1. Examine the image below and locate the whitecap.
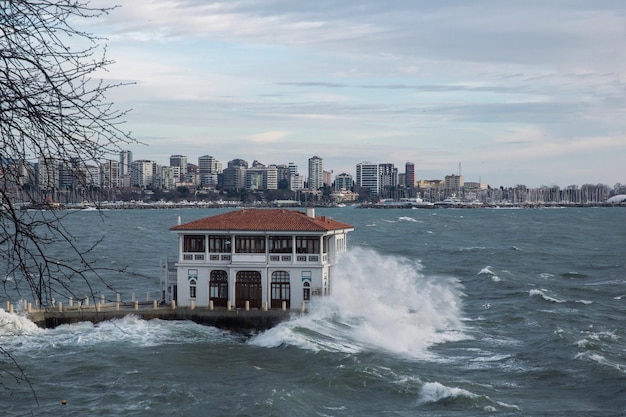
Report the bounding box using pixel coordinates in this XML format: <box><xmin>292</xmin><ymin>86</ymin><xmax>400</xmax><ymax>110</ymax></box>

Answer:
<box><xmin>416</xmin><ymin>381</ymin><xmax>478</xmax><ymax>405</ymax></box>
<box><xmin>529</xmin><ymin>289</ymin><xmax>565</xmax><ymax>303</ymax></box>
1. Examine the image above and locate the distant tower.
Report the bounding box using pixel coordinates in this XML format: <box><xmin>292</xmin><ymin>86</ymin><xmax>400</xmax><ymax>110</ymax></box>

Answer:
<box><xmin>308</xmin><ymin>156</ymin><xmax>323</xmax><ymax>190</ymax></box>
<box><xmin>198</xmin><ymin>155</ymin><xmax>219</xmax><ymax>186</ymax></box>
<box><xmin>356</xmin><ymin>161</ymin><xmax>380</xmax><ymax>196</ymax></box>
<box><xmin>119</xmin><ymin>150</ymin><xmax>133</xmax><ymax>177</ymax></box>
<box><xmin>405</xmin><ymin>162</ymin><xmax>415</xmax><ymax>188</ymax></box>
<box><xmin>169</xmin><ymin>155</ymin><xmax>188</xmax><ymax>181</ymax></box>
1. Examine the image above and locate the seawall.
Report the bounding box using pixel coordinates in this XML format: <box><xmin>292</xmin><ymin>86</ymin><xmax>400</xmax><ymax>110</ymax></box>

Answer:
<box><xmin>27</xmin><ymin>305</ymin><xmax>294</xmax><ymax>333</ymax></box>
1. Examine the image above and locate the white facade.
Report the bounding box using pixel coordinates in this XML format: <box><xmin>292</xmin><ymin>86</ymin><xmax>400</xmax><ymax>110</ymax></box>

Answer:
<box><xmin>168</xmin><ymin>208</ymin><xmax>353</xmax><ymax>310</ymax></box>
<box><xmin>131</xmin><ymin>160</ymin><xmax>155</xmax><ymax>188</ymax></box>
<box><xmin>356</xmin><ymin>161</ymin><xmax>380</xmax><ymax>196</ymax></box>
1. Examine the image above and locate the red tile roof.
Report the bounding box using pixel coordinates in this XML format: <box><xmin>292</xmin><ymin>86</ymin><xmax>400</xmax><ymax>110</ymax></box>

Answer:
<box><xmin>170</xmin><ymin>208</ymin><xmax>354</xmax><ymax>232</ymax></box>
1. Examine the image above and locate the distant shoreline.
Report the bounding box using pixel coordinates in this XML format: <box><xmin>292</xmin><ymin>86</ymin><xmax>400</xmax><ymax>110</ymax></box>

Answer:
<box><xmin>18</xmin><ymin>201</ymin><xmax>626</xmax><ymax>211</ymax></box>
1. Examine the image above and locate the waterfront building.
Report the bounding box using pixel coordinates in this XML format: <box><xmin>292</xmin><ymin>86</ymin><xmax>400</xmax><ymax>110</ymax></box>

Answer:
<box><xmin>168</xmin><ymin>208</ymin><xmax>354</xmax><ymax>309</ymax></box>
<box><xmin>356</xmin><ymin>161</ymin><xmax>380</xmax><ymax>196</ymax></box>
<box><xmin>308</xmin><ymin>156</ymin><xmax>324</xmax><ymax>190</ymax></box>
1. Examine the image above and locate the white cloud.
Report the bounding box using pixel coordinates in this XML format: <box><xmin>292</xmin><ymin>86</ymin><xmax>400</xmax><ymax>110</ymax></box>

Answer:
<box><xmin>248</xmin><ymin>131</ymin><xmax>291</xmax><ymax>143</ymax></box>
<box><xmin>83</xmin><ymin>0</ymin><xmax>626</xmax><ymax>187</ymax></box>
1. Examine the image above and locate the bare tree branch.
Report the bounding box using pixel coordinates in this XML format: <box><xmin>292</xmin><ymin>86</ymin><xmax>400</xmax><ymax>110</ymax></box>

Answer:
<box><xmin>1</xmin><ymin>0</ymin><xmax>136</xmax><ymax>396</ymax></box>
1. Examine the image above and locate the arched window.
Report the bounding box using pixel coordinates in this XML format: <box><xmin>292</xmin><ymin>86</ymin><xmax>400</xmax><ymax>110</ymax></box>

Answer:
<box><xmin>189</xmin><ymin>279</ymin><xmax>197</xmax><ymax>299</ymax></box>
<box><xmin>303</xmin><ymin>281</ymin><xmax>310</xmax><ymax>301</ymax></box>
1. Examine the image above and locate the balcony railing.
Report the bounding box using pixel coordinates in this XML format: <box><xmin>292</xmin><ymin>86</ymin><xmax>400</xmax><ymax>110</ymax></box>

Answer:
<box><xmin>181</xmin><ymin>252</ymin><xmax>325</xmax><ymax>264</ymax></box>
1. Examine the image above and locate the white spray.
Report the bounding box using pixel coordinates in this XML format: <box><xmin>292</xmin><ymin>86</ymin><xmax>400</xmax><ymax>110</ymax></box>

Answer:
<box><xmin>251</xmin><ymin>247</ymin><xmax>467</xmax><ymax>358</ymax></box>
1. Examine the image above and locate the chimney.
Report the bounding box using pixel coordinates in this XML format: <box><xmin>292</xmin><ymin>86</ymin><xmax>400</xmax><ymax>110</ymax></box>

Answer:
<box><xmin>306</xmin><ymin>207</ymin><xmax>315</xmax><ymax>218</ymax></box>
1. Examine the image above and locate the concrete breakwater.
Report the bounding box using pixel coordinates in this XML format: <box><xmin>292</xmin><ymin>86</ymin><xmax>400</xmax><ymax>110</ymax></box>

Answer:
<box><xmin>20</xmin><ymin>301</ymin><xmax>294</xmax><ymax>333</ymax></box>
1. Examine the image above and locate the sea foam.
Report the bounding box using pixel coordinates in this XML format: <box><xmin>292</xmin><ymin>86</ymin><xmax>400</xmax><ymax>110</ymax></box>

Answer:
<box><xmin>251</xmin><ymin>247</ymin><xmax>467</xmax><ymax>358</ymax></box>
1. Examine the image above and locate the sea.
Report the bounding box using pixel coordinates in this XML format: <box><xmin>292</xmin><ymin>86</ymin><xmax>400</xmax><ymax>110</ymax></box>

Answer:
<box><xmin>1</xmin><ymin>207</ymin><xmax>625</xmax><ymax>416</ymax></box>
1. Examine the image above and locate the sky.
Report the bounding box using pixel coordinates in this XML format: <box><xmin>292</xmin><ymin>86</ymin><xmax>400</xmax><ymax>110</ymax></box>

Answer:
<box><xmin>86</xmin><ymin>0</ymin><xmax>625</xmax><ymax>188</ymax></box>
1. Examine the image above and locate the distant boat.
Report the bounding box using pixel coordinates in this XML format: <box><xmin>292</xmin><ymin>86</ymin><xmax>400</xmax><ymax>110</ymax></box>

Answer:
<box><xmin>435</xmin><ymin>195</ymin><xmax>462</xmax><ymax>206</ymax></box>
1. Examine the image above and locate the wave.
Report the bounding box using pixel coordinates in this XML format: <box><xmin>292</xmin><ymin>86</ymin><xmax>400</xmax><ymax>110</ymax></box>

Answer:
<box><xmin>250</xmin><ymin>247</ymin><xmax>467</xmax><ymax>359</ymax></box>
<box><xmin>0</xmin><ymin>314</ymin><xmax>236</xmax><ymax>354</ymax></box>
<box><xmin>529</xmin><ymin>289</ymin><xmax>566</xmax><ymax>303</ymax></box>
<box><xmin>0</xmin><ymin>309</ymin><xmax>41</xmax><ymax>335</ymax></box>
<box><xmin>478</xmin><ymin>266</ymin><xmax>500</xmax><ymax>282</ymax></box>
<box><xmin>417</xmin><ymin>381</ymin><xmax>479</xmax><ymax>405</ymax></box>
<box><xmin>398</xmin><ymin>216</ymin><xmax>421</xmax><ymax>223</ymax></box>
<box><xmin>416</xmin><ymin>381</ymin><xmax>520</xmax><ymax>411</ymax></box>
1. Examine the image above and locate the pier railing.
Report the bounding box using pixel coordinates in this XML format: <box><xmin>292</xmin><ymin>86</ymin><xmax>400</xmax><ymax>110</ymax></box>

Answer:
<box><xmin>3</xmin><ymin>292</ymin><xmax>307</xmax><ymax>316</ymax></box>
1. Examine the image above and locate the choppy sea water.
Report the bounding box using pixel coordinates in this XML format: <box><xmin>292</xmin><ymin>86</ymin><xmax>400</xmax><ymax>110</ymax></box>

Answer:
<box><xmin>1</xmin><ymin>207</ymin><xmax>625</xmax><ymax>416</ymax></box>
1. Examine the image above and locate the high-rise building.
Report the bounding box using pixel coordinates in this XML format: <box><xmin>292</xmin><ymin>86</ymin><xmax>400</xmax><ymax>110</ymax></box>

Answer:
<box><xmin>222</xmin><ymin>159</ymin><xmax>248</xmax><ymax>190</ymax></box>
<box><xmin>119</xmin><ymin>150</ymin><xmax>133</xmax><ymax>188</ymax></box>
<box><xmin>245</xmin><ymin>166</ymin><xmax>278</xmax><ymax>190</ymax></box>
<box><xmin>323</xmin><ymin>170</ymin><xmax>333</xmax><ymax>188</ymax></box>
<box><xmin>131</xmin><ymin>160</ymin><xmax>156</xmax><ymax>188</ymax></box>
<box><xmin>405</xmin><ymin>162</ymin><xmax>415</xmax><ymax>188</ymax></box>
<box><xmin>169</xmin><ymin>155</ymin><xmax>188</xmax><ymax>181</ymax></box>
<box><xmin>288</xmin><ymin>162</ymin><xmax>298</xmax><ymax>178</ymax></box>
<box><xmin>84</xmin><ymin>165</ymin><xmax>101</xmax><ymax>187</ymax></box>
<box><xmin>290</xmin><ymin>173</ymin><xmax>304</xmax><ymax>190</ymax></box>
<box><xmin>379</xmin><ymin>163</ymin><xmax>398</xmax><ymax>189</ymax></box>
<box><xmin>119</xmin><ymin>150</ymin><xmax>132</xmax><ymax>176</ymax></box>
<box><xmin>445</xmin><ymin>174</ymin><xmax>464</xmax><ymax>191</ymax></box>
<box><xmin>334</xmin><ymin>173</ymin><xmax>353</xmax><ymax>191</ymax></box>
<box><xmin>37</xmin><ymin>155</ymin><xmax>60</xmax><ymax>190</ymax></box>
<box><xmin>308</xmin><ymin>156</ymin><xmax>323</xmax><ymax>190</ymax></box>
<box><xmin>356</xmin><ymin>162</ymin><xmax>380</xmax><ymax>196</ymax></box>
<box><xmin>101</xmin><ymin>159</ymin><xmax>120</xmax><ymax>188</ymax></box>
<box><xmin>198</xmin><ymin>155</ymin><xmax>220</xmax><ymax>187</ymax></box>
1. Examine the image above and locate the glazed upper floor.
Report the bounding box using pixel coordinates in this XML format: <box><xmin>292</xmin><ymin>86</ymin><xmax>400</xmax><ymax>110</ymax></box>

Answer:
<box><xmin>175</xmin><ymin>231</ymin><xmax>349</xmax><ymax>266</ymax></box>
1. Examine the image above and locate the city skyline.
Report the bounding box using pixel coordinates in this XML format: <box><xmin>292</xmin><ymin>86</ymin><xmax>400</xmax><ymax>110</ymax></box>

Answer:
<box><xmin>111</xmin><ymin>149</ymin><xmax>623</xmax><ymax>189</ymax></box>
<box><xmin>79</xmin><ymin>1</ymin><xmax>625</xmax><ymax>188</ymax></box>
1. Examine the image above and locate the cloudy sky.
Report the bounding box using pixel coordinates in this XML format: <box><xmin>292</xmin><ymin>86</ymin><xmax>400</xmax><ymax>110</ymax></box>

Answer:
<box><xmin>88</xmin><ymin>0</ymin><xmax>625</xmax><ymax>187</ymax></box>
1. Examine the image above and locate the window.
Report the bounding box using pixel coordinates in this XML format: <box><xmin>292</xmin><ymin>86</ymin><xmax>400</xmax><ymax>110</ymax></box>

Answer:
<box><xmin>189</xmin><ymin>279</ymin><xmax>197</xmax><ymax>298</ymax></box>
<box><xmin>236</xmin><ymin>271</ymin><xmax>262</xmax><ymax>308</ymax></box>
<box><xmin>303</xmin><ymin>281</ymin><xmax>310</xmax><ymax>301</ymax></box>
<box><xmin>184</xmin><ymin>235</ymin><xmax>205</xmax><ymax>252</ymax></box>
<box><xmin>235</xmin><ymin>236</ymin><xmax>266</xmax><ymax>253</ymax></box>
<box><xmin>269</xmin><ymin>236</ymin><xmax>293</xmax><ymax>253</ymax></box>
<box><xmin>296</xmin><ymin>236</ymin><xmax>320</xmax><ymax>254</ymax></box>
<box><xmin>209</xmin><ymin>270</ymin><xmax>228</xmax><ymax>307</ymax></box>
<box><xmin>209</xmin><ymin>235</ymin><xmax>231</xmax><ymax>253</ymax></box>
<box><xmin>271</xmin><ymin>271</ymin><xmax>290</xmax><ymax>309</ymax></box>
